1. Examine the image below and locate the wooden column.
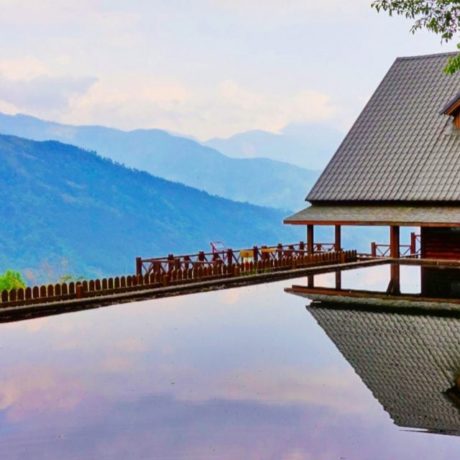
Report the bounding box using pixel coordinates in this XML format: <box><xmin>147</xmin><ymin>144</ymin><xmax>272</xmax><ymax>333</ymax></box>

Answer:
<box><xmin>335</xmin><ymin>270</ymin><xmax>342</xmax><ymax>290</ymax></box>
<box><xmin>388</xmin><ymin>225</ymin><xmax>400</xmax><ymax>295</ymax></box>
<box><xmin>387</xmin><ymin>263</ymin><xmax>401</xmax><ymax>295</ymax></box>
<box><xmin>390</xmin><ymin>225</ymin><xmax>400</xmax><ymax>259</ymax></box>
<box><xmin>307</xmin><ymin>224</ymin><xmax>314</xmax><ymax>254</ymax></box>
<box><xmin>334</xmin><ymin>225</ymin><xmax>341</xmax><ymax>251</ymax></box>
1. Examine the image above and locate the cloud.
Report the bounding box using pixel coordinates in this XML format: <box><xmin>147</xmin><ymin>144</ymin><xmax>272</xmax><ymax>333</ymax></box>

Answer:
<box><xmin>60</xmin><ymin>77</ymin><xmax>336</xmax><ymax>138</ymax></box>
<box><xmin>0</xmin><ymin>367</ymin><xmax>84</xmax><ymax>422</ymax></box>
<box><xmin>0</xmin><ymin>75</ymin><xmax>97</xmax><ymax>114</ymax></box>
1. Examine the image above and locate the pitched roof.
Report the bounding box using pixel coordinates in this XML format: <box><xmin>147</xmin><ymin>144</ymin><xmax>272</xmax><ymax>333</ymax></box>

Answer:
<box><xmin>308</xmin><ymin>52</ymin><xmax>460</xmax><ymax>203</ymax></box>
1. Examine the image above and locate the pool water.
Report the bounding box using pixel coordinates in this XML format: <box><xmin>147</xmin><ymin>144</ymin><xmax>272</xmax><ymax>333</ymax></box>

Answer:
<box><xmin>1</xmin><ymin>269</ymin><xmax>460</xmax><ymax>459</ymax></box>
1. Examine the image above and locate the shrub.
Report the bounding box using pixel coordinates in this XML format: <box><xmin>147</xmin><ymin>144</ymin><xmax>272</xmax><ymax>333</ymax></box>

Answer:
<box><xmin>0</xmin><ymin>270</ymin><xmax>26</xmax><ymax>291</ymax></box>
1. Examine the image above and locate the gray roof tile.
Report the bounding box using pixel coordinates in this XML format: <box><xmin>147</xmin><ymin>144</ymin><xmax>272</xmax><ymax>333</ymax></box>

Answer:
<box><xmin>308</xmin><ymin>52</ymin><xmax>460</xmax><ymax>202</ymax></box>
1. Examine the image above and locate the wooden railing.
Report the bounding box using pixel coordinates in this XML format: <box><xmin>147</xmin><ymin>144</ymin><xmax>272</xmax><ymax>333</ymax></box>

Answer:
<box><xmin>0</xmin><ymin>247</ymin><xmax>358</xmax><ymax>310</ymax></box>
<box><xmin>136</xmin><ymin>241</ymin><xmax>338</xmax><ymax>277</ymax></box>
<box><xmin>370</xmin><ymin>232</ymin><xmax>421</xmax><ymax>258</ymax></box>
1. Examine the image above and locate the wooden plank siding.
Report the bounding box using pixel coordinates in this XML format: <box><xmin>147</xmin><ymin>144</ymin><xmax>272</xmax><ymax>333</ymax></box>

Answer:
<box><xmin>421</xmin><ymin>227</ymin><xmax>460</xmax><ymax>260</ymax></box>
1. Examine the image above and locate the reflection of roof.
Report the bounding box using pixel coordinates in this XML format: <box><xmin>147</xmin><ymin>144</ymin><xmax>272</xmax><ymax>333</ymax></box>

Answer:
<box><xmin>285</xmin><ymin>205</ymin><xmax>460</xmax><ymax>226</ymax></box>
<box><xmin>307</xmin><ymin>53</ymin><xmax>460</xmax><ymax>203</ymax></box>
<box><xmin>440</xmin><ymin>91</ymin><xmax>460</xmax><ymax>116</ymax></box>
<box><xmin>307</xmin><ymin>304</ymin><xmax>460</xmax><ymax>434</ymax></box>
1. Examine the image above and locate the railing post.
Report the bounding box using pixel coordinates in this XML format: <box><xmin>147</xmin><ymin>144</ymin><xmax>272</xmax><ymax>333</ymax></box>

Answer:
<box><xmin>371</xmin><ymin>242</ymin><xmax>377</xmax><ymax>257</ymax></box>
<box><xmin>410</xmin><ymin>232</ymin><xmax>417</xmax><ymax>255</ymax></box>
<box><xmin>167</xmin><ymin>254</ymin><xmax>174</xmax><ymax>272</ymax></box>
<box><xmin>277</xmin><ymin>243</ymin><xmax>283</xmax><ymax>260</ymax></box>
<box><xmin>76</xmin><ymin>284</ymin><xmax>84</xmax><ymax>299</ymax></box>
<box><xmin>227</xmin><ymin>249</ymin><xmax>233</xmax><ymax>274</ymax></box>
<box><xmin>136</xmin><ymin>257</ymin><xmax>142</xmax><ymax>276</ymax></box>
<box><xmin>253</xmin><ymin>246</ymin><xmax>259</xmax><ymax>263</ymax></box>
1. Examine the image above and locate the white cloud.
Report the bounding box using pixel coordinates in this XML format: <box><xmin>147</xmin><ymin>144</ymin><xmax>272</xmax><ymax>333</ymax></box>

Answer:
<box><xmin>59</xmin><ymin>77</ymin><xmax>336</xmax><ymax>138</ymax></box>
<box><xmin>0</xmin><ymin>75</ymin><xmax>97</xmax><ymax>114</ymax></box>
<box><xmin>0</xmin><ymin>57</ymin><xmax>97</xmax><ymax>117</ymax></box>
<box><xmin>0</xmin><ymin>0</ymin><xmax>445</xmax><ymax>138</ymax></box>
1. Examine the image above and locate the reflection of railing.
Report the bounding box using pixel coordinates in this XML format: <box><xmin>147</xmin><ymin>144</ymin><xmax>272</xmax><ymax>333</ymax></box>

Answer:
<box><xmin>0</xmin><ymin>247</ymin><xmax>358</xmax><ymax>310</ymax></box>
<box><xmin>136</xmin><ymin>242</ymin><xmax>338</xmax><ymax>276</ymax></box>
<box><xmin>370</xmin><ymin>232</ymin><xmax>421</xmax><ymax>258</ymax></box>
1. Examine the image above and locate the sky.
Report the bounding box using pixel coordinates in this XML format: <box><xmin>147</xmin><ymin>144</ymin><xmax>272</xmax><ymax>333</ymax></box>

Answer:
<box><xmin>0</xmin><ymin>0</ymin><xmax>454</xmax><ymax>139</ymax></box>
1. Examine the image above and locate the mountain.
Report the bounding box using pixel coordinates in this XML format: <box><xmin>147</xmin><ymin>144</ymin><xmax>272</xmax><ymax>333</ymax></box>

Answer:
<box><xmin>0</xmin><ymin>134</ymin><xmax>303</xmax><ymax>282</ymax></box>
<box><xmin>0</xmin><ymin>113</ymin><xmax>319</xmax><ymax>211</ymax></box>
<box><xmin>205</xmin><ymin>123</ymin><xmax>344</xmax><ymax>170</ymax></box>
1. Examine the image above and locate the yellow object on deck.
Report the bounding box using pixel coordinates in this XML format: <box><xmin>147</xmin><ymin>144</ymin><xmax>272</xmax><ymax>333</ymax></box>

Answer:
<box><xmin>239</xmin><ymin>249</ymin><xmax>253</xmax><ymax>259</ymax></box>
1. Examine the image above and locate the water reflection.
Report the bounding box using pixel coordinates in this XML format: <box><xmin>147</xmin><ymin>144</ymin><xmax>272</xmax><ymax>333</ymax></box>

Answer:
<box><xmin>2</xmin><ymin>271</ymin><xmax>460</xmax><ymax>458</ymax></box>
<box><xmin>292</xmin><ymin>263</ymin><xmax>460</xmax><ymax>308</ymax></box>
<box><xmin>307</xmin><ymin>303</ymin><xmax>460</xmax><ymax>436</ymax></box>
<box><xmin>288</xmin><ymin>263</ymin><xmax>460</xmax><ymax>439</ymax></box>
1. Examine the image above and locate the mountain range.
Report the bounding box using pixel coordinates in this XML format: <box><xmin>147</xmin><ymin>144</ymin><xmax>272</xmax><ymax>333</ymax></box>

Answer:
<box><xmin>0</xmin><ymin>134</ymin><xmax>303</xmax><ymax>282</ymax></box>
<box><xmin>205</xmin><ymin>123</ymin><xmax>344</xmax><ymax>170</ymax></box>
<box><xmin>0</xmin><ymin>113</ymin><xmax>319</xmax><ymax>211</ymax></box>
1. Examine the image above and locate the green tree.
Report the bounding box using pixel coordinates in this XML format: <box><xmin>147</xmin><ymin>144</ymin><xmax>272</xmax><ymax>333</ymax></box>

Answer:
<box><xmin>0</xmin><ymin>270</ymin><xmax>26</xmax><ymax>292</ymax></box>
<box><xmin>372</xmin><ymin>0</ymin><xmax>460</xmax><ymax>73</ymax></box>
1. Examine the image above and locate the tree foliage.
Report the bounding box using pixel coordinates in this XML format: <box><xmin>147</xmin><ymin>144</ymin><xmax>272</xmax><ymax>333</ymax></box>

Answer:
<box><xmin>372</xmin><ymin>0</ymin><xmax>460</xmax><ymax>73</ymax></box>
<box><xmin>0</xmin><ymin>270</ymin><xmax>26</xmax><ymax>292</ymax></box>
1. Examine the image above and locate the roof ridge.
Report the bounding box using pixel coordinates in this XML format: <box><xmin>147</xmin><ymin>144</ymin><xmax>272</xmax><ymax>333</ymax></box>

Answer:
<box><xmin>396</xmin><ymin>51</ymin><xmax>458</xmax><ymax>61</ymax></box>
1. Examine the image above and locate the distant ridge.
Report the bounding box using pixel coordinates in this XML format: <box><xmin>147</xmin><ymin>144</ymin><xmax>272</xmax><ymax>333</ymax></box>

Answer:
<box><xmin>0</xmin><ymin>113</ymin><xmax>319</xmax><ymax>211</ymax></box>
<box><xmin>205</xmin><ymin>123</ymin><xmax>343</xmax><ymax>171</ymax></box>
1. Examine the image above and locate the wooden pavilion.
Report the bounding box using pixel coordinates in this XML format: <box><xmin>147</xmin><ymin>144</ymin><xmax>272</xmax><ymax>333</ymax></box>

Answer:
<box><xmin>285</xmin><ymin>52</ymin><xmax>460</xmax><ymax>260</ymax></box>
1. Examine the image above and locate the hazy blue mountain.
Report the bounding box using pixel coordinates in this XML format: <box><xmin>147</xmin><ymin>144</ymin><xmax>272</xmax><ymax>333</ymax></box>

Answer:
<box><xmin>0</xmin><ymin>134</ymin><xmax>304</xmax><ymax>282</ymax></box>
<box><xmin>0</xmin><ymin>113</ymin><xmax>319</xmax><ymax>211</ymax></box>
<box><xmin>205</xmin><ymin>123</ymin><xmax>344</xmax><ymax>170</ymax></box>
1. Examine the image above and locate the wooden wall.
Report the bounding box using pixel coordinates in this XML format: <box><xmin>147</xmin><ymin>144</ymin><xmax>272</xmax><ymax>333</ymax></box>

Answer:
<box><xmin>421</xmin><ymin>227</ymin><xmax>460</xmax><ymax>260</ymax></box>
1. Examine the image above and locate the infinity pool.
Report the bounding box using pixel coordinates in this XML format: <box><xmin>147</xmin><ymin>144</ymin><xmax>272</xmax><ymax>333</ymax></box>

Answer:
<box><xmin>1</xmin><ymin>267</ymin><xmax>460</xmax><ymax>459</ymax></box>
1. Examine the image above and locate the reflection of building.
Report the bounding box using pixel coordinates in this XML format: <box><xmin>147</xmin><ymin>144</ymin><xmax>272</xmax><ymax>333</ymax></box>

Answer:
<box><xmin>421</xmin><ymin>267</ymin><xmax>460</xmax><ymax>299</ymax></box>
<box><xmin>292</xmin><ymin>263</ymin><xmax>460</xmax><ymax>303</ymax></box>
<box><xmin>285</xmin><ymin>53</ymin><xmax>460</xmax><ymax>260</ymax></box>
<box><xmin>307</xmin><ymin>304</ymin><xmax>460</xmax><ymax>435</ymax></box>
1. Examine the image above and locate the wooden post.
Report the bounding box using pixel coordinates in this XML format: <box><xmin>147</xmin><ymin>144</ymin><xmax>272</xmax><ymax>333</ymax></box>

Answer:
<box><xmin>390</xmin><ymin>225</ymin><xmax>400</xmax><ymax>258</ymax></box>
<box><xmin>136</xmin><ymin>257</ymin><xmax>142</xmax><ymax>276</ymax></box>
<box><xmin>307</xmin><ymin>225</ymin><xmax>314</xmax><ymax>254</ymax></box>
<box><xmin>226</xmin><ymin>249</ymin><xmax>233</xmax><ymax>266</ymax></box>
<box><xmin>335</xmin><ymin>269</ymin><xmax>342</xmax><ymax>290</ymax></box>
<box><xmin>167</xmin><ymin>254</ymin><xmax>175</xmax><ymax>273</ymax></box>
<box><xmin>76</xmin><ymin>284</ymin><xmax>84</xmax><ymax>299</ymax></box>
<box><xmin>387</xmin><ymin>263</ymin><xmax>401</xmax><ymax>295</ymax></box>
<box><xmin>410</xmin><ymin>232</ymin><xmax>417</xmax><ymax>256</ymax></box>
<box><xmin>371</xmin><ymin>242</ymin><xmax>377</xmax><ymax>257</ymax></box>
<box><xmin>334</xmin><ymin>225</ymin><xmax>341</xmax><ymax>251</ymax></box>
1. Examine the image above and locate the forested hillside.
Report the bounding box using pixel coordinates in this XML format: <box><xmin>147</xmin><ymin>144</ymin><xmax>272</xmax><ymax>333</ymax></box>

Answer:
<box><xmin>0</xmin><ymin>134</ymin><xmax>302</xmax><ymax>281</ymax></box>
